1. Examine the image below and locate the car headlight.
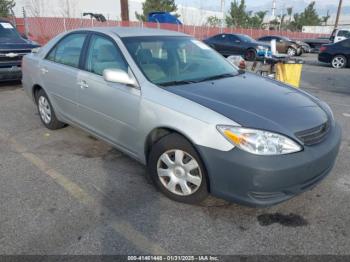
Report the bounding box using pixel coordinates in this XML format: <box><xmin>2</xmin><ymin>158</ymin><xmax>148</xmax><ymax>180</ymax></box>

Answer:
<box><xmin>217</xmin><ymin>126</ymin><xmax>302</xmax><ymax>155</ymax></box>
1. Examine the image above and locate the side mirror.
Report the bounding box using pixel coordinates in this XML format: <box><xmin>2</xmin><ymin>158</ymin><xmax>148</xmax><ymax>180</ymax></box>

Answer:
<box><xmin>103</xmin><ymin>68</ymin><xmax>137</xmax><ymax>87</ymax></box>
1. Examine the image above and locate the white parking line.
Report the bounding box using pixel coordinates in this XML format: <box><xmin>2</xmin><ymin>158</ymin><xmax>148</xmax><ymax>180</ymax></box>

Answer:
<box><xmin>0</xmin><ymin>130</ymin><xmax>168</xmax><ymax>254</ymax></box>
<box><xmin>343</xmin><ymin>113</ymin><xmax>350</xmax><ymax>118</ymax></box>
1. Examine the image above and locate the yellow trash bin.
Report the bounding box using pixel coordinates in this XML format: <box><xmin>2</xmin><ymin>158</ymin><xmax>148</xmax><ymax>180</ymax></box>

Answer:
<box><xmin>275</xmin><ymin>60</ymin><xmax>303</xmax><ymax>88</ymax></box>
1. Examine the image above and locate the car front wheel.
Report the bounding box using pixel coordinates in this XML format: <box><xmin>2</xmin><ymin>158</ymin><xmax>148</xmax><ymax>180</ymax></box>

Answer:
<box><xmin>287</xmin><ymin>47</ymin><xmax>297</xmax><ymax>56</ymax></box>
<box><xmin>331</xmin><ymin>55</ymin><xmax>347</xmax><ymax>69</ymax></box>
<box><xmin>36</xmin><ymin>89</ymin><xmax>65</xmax><ymax>130</ymax></box>
<box><xmin>148</xmin><ymin>133</ymin><xmax>209</xmax><ymax>204</ymax></box>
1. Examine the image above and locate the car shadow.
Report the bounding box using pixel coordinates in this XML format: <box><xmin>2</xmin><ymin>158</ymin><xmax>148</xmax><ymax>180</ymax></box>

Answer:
<box><xmin>0</xmin><ymin>81</ymin><xmax>22</xmax><ymax>92</ymax></box>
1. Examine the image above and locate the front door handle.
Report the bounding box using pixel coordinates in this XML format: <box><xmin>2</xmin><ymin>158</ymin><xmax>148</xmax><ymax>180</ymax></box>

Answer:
<box><xmin>77</xmin><ymin>80</ymin><xmax>89</xmax><ymax>89</ymax></box>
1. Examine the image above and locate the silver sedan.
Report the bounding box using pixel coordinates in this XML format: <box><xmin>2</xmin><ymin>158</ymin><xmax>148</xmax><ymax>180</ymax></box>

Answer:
<box><xmin>22</xmin><ymin>27</ymin><xmax>341</xmax><ymax>206</ymax></box>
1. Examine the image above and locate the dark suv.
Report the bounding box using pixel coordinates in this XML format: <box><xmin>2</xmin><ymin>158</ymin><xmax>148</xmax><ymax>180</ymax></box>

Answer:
<box><xmin>0</xmin><ymin>19</ymin><xmax>40</xmax><ymax>81</ymax></box>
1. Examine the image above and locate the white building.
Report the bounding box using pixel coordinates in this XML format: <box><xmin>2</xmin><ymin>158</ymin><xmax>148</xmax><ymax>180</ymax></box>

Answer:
<box><xmin>13</xmin><ymin>0</ymin><xmax>223</xmax><ymax>26</ymax></box>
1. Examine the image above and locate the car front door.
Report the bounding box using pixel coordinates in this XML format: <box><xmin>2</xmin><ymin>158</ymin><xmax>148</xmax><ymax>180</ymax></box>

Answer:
<box><xmin>40</xmin><ymin>33</ymin><xmax>88</xmax><ymax>123</ymax></box>
<box><xmin>211</xmin><ymin>34</ymin><xmax>232</xmax><ymax>56</ymax></box>
<box><xmin>76</xmin><ymin>33</ymin><xmax>141</xmax><ymax>155</ymax></box>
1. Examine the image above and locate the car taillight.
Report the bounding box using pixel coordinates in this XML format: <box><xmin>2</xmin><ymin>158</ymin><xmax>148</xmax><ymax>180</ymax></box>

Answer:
<box><xmin>319</xmin><ymin>46</ymin><xmax>327</xmax><ymax>52</ymax></box>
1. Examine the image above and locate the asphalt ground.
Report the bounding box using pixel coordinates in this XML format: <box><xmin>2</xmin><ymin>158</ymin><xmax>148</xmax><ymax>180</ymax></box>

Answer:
<box><xmin>0</xmin><ymin>53</ymin><xmax>349</xmax><ymax>256</ymax></box>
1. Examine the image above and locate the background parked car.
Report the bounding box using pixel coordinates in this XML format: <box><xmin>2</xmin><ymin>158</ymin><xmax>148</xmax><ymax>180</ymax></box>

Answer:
<box><xmin>257</xmin><ymin>35</ymin><xmax>303</xmax><ymax>56</ymax></box>
<box><xmin>0</xmin><ymin>19</ymin><xmax>40</xmax><ymax>81</ymax></box>
<box><xmin>203</xmin><ymin>33</ymin><xmax>270</xmax><ymax>61</ymax></box>
<box><xmin>296</xmin><ymin>40</ymin><xmax>311</xmax><ymax>53</ymax></box>
<box><xmin>303</xmin><ymin>29</ymin><xmax>350</xmax><ymax>53</ymax></box>
<box><xmin>318</xmin><ymin>38</ymin><xmax>350</xmax><ymax>68</ymax></box>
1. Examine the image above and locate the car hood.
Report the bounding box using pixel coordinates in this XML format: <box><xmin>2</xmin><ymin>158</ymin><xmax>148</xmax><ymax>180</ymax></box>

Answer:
<box><xmin>0</xmin><ymin>38</ymin><xmax>39</xmax><ymax>50</ymax></box>
<box><xmin>165</xmin><ymin>73</ymin><xmax>328</xmax><ymax>140</ymax></box>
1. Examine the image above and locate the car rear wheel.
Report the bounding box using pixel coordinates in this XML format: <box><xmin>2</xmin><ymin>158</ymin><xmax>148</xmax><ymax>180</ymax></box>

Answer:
<box><xmin>287</xmin><ymin>47</ymin><xmax>297</xmax><ymax>56</ymax></box>
<box><xmin>36</xmin><ymin>89</ymin><xmax>65</xmax><ymax>130</ymax></box>
<box><xmin>148</xmin><ymin>133</ymin><xmax>209</xmax><ymax>204</ymax></box>
<box><xmin>244</xmin><ymin>49</ymin><xmax>257</xmax><ymax>61</ymax></box>
<box><xmin>331</xmin><ymin>55</ymin><xmax>347</xmax><ymax>69</ymax></box>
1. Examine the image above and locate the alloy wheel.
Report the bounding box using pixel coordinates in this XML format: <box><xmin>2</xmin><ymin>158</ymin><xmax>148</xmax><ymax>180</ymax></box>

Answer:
<box><xmin>332</xmin><ymin>56</ymin><xmax>346</xmax><ymax>68</ymax></box>
<box><xmin>287</xmin><ymin>47</ymin><xmax>296</xmax><ymax>56</ymax></box>
<box><xmin>38</xmin><ymin>96</ymin><xmax>52</xmax><ymax>124</ymax></box>
<box><xmin>157</xmin><ymin>149</ymin><xmax>202</xmax><ymax>196</ymax></box>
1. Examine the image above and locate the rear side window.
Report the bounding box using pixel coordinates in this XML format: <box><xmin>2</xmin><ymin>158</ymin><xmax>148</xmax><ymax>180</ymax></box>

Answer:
<box><xmin>259</xmin><ymin>36</ymin><xmax>271</xmax><ymax>41</ymax></box>
<box><xmin>85</xmin><ymin>34</ymin><xmax>128</xmax><ymax>76</ymax></box>
<box><xmin>46</xmin><ymin>33</ymin><xmax>87</xmax><ymax>68</ymax></box>
<box><xmin>338</xmin><ymin>30</ymin><xmax>350</xmax><ymax>38</ymax></box>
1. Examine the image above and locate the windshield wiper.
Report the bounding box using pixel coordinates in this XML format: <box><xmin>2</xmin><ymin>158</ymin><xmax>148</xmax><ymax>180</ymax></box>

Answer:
<box><xmin>158</xmin><ymin>80</ymin><xmax>197</xmax><ymax>87</ymax></box>
<box><xmin>192</xmin><ymin>73</ymin><xmax>237</xmax><ymax>83</ymax></box>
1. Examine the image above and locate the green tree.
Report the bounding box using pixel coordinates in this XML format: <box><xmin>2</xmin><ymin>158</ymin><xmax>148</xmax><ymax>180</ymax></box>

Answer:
<box><xmin>225</xmin><ymin>0</ymin><xmax>249</xmax><ymax>27</ymax></box>
<box><xmin>248</xmin><ymin>10</ymin><xmax>268</xmax><ymax>29</ymax></box>
<box><xmin>0</xmin><ymin>0</ymin><xmax>15</xmax><ymax>17</ymax></box>
<box><xmin>290</xmin><ymin>1</ymin><xmax>321</xmax><ymax>30</ymax></box>
<box><xmin>206</xmin><ymin>16</ymin><xmax>221</xmax><ymax>27</ymax></box>
<box><xmin>135</xmin><ymin>0</ymin><xmax>178</xmax><ymax>22</ymax></box>
<box><xmin>226</xmin><ymin>1</ymin><xmax>267</xmax><ymax>29</ymax></box>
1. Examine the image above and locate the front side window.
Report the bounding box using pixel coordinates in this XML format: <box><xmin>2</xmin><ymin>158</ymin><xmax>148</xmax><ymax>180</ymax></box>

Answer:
<box><xmin>237</xmin><ymin>35</ymin><xmax>254</xmax><ymax>43</ymax></box>
<box><xmin>122</xmin><ymin>36</ymin><xmax>238</xmax><ymax>86</ymax></box>
<box><xmin>46</xmin><ymin>33</ymin><xmax>86</xmax><ymax>68</ymax></box>
<box><xmin>85</xmin><ymin>34</ymin><xmax>128</xmax><ymax>75</ymax></box>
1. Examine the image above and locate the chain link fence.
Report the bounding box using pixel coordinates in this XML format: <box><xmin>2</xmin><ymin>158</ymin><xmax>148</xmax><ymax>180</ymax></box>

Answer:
<box><xmin>14</xmin><ymin>17</ymin><xmax>327</xmax><ymax>45</ymax></box>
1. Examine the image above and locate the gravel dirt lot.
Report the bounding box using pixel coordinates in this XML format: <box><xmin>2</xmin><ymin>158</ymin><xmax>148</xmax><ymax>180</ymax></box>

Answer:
<box><xmin>0</xmin><ymin>53</ymin><xmax>349</xmax><ymax>255</ymax></box>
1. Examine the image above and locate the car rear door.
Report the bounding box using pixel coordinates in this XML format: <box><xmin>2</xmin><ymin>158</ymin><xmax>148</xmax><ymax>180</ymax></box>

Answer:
<box><xmin>76</xmin><ymin>33</ymin><xmax>141</xmax><ymax>154</ymax></box>
<box><xmin>40</xmin><ymin>32</ymin><xmax>88</xmax><ymax>123</ymax></box>
<box><xmin>228</xmin><ymin>35</ymin><xmax>245</xmax><ymax>55</ymax></box>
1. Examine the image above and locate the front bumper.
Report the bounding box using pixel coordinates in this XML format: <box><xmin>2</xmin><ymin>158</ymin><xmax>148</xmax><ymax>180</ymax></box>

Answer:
<box><xmin>0</xmin><ymin>66</ymin><xmax>22</xmax><ymax>81</ymax></box>
<box><xmin>196</xmin><ymin>123</ymin><xmax>341</xmax><ymax>207</ymax></box>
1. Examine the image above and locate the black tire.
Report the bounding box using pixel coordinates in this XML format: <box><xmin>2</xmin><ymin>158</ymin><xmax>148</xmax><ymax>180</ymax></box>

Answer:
<box><xmin>36</xmin><ymin>89</ymin><xmax>65</xmax><ymax>130</ymax></box>
<box><xmin>148</xmin><ymin>133</ymin><xmax>209</xmax><ymax>204</ymax></box>
<box><xmin>296</xmin><ymin>48</ymin><xmax>303</xmax><ymax>56</ymax></box>
<box><xmin>331</xmin><ymin>55</ymin><xmax>347</xmax><ymax>69</ymax></box>
<box><xmin>244</xmin><ymin>49</ymin><xmax>257</xmax><ymax>61</ymax></box>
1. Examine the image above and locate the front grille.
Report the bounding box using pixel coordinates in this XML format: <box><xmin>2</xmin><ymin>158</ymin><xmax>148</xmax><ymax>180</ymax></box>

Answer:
<box><xmin>295</xmin><ymin>120</ymin><xmax>330</xmax><ymax>146</ymax></box>
<box><xmin>0</xmin><ymin>49</ymin><xmax>31</xmax><ymax>63</ymax></box>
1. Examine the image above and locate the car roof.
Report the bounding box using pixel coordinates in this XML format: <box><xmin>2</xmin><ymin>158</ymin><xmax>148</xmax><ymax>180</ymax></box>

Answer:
<box><xmin>72</xmin><ymin>26</ymin><xmax>189</xmax><ymax>38</ymax></box>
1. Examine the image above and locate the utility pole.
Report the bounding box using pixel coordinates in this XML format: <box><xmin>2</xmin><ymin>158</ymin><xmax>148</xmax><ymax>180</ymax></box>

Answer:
<box><xmin>271</xmin><ymin>0</ymin><xmax>276</xmax><ymax>19</ymax></box>
<box><xmin>334</xmin><ymin>0</ymin><xmax>343</xmax><ymax>29</ymax></box>
<box><xmin>120</xmin><ymin>0</ymin><xmax>129</xmax><ymax>21</ymax></box>
<box><xmin>220</xmin><ymin>0</ymin><xmax>225</xmax><ymax>29</ymax></box>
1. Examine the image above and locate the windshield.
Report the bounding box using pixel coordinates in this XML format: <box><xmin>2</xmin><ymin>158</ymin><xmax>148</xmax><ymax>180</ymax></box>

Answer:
<box><xmin>238</xmin><ymin>35</ymin><xmax>254</xmax><ymax>43</ymax></box>
<box><xmin>122</xmin><ymin>36</ymin><xmax>238</xmax><ymax>86</ymax></box>
<box><xmin>0</xmin><ymin>22</ymin><xmax>21</xmax><ymax>40</ymax></box>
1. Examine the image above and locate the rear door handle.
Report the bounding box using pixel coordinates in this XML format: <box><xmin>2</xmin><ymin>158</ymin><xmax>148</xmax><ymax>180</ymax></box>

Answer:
<box><xmin>41</xmin><ymin>68</ymin><xmax>48</xmax><ymax>74</ymax></box>
<box><xmin>77</xmin><ymin>80</ymin><xmax>89</xmax><ymax>89</ymax></box>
